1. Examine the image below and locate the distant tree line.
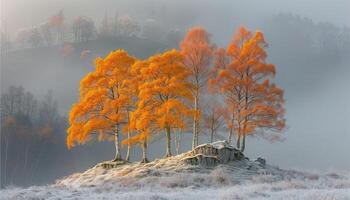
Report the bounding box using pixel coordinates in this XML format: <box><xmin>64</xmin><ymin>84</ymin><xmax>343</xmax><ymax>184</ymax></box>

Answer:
<box><xmin>2</xmin><ymin>12</ymin><xmax>349</xmax><ymax>61</ymax></box>
<box><xmin>0</xmin><ymin>10</ymin><xmax>184</xmax><ymax>54</ymax></box>
<box><xmin>264</xmin><ymin>13</ymin><xmax>350</xmax><ymax>62</ymax></box>
<box><xmin>0</xmin><ymin>86</ymin><xmax>66</xmax><ymax>188</ymax></box>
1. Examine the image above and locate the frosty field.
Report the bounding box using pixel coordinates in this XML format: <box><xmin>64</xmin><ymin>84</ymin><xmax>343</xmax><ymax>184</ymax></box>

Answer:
<box><xmin>2</xmin><ymin>142</ymin><xmax>349</xmax><ymax>200</ymax></box>
<box><xmin>1</xmin><ymin>169</ymin><xmax>349</xmax><ymax>200</ymax></box>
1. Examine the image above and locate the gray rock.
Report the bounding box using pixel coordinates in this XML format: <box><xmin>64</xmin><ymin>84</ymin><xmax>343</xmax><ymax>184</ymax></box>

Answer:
<box><xmin>183</xmin><ymin>154</ymin><xmax>220</xmax><ymax>166</ymax></box>
<box><xmin>255</xmin><ymin>157</ymin><xmax>266</xmax><ymax>166</ymax></box>
<box><xmin>96</xmin><ymin>160</ymin><xmax>129</xmax><ymax>169</ymax></box>
<box><xmin>183</xmin><ymin>141</ymin><xmax>245</xmax><ymax>166</ymax></box>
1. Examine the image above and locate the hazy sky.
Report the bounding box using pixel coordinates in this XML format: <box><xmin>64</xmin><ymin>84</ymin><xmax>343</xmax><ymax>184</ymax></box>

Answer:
<box><xmin>1</xmin><ymin>0</ymin><xmax>350</xmax><ymax>33</ymax></box>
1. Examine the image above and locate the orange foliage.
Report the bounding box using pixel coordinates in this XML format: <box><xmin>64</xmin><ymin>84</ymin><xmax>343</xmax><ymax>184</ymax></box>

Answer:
<box><xmin>180</xmin><ymin>27</ymin><xmax>215</xmax><ymax>89</ymax></box>
<box><xmin>210</xmin><ymin>27</ymin><xmax>285</xmax><ymax>150</ymax></box>
<box><xmin>49</xmin><ymin>11</ymin><xmax>64</xmax><ymax>28</ymax></box>
<box><xmin>67</xmin><ymin>49</ymin><xmax>137</xmax><ymax>149</ymax></box>
<box><xmin>180</xmin><ymin>27</ymin><xmax>215</xmax><ymax>148</ymax></box>
<box><xmin>123</xmin><ymin>49</ymin><xmax>193</xmax><ymax>156</ymax></box>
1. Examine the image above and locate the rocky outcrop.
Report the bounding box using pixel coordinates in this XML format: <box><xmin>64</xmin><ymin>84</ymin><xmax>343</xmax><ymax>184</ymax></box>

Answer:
<box><xmin>56</xmin><ymin>141</ymin><xmax>274</xmax><ymax>188</ymax></box>
<box><xmin>255</xmin><ymin>157</ymin><xmax>266</xmax><ymax>166</ymax></box>
<box><xmin>183</xmin><ymin>154</ymin><xmax>220</xmax><ymax>166</ymax></box>
<box><xmin>96</xmin><ymin>160</ymin><xmax>129</xmax><ymax>169</ymax></box>
<box><xmin>182</xmin><ymin>141</ymin><xmax>245</xmax><ymax>166</ymax></box>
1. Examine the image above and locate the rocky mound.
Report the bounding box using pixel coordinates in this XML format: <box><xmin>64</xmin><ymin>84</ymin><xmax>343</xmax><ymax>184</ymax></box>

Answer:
<box><xmin>4</xmin><ymin>141</ymin><xmax>347</xmax><ymax>200</ymax></box>
<box><xmin>56</xmin><ymin>141</ymin><xmax>270</xmax><ymax>187</ymax></box>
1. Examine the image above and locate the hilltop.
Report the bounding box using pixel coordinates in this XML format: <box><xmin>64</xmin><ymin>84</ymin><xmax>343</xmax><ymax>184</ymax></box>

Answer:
<box><xmin>57</xmin><ymin>141</ymin><xmax>270</xmax><ymax>188</ymax></box>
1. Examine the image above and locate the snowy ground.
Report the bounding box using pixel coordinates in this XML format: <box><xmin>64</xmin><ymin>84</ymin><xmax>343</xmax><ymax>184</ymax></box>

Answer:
<box><xmin>2</xmin><ymin>171</ymin><xmax>349</xmax><ymax>200</ymax></box>
<box><xmin>2</xmin><ymin>142</ymin><xmax>350</xmax><ymax>200</ymax></box>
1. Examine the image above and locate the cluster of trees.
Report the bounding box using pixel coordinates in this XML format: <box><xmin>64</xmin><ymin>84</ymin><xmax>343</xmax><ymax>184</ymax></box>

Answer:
<box><xmin>1</xmin><ymin>11</ymin><xmax>183</xmax><ymax>53</ymax></box>
<box><xmin>15</xmin><ymin>11</ymin><xmax>65</xmax><ymax>49</ymax></box>
<box><xmin>1</xmin><ymin>20</ymin><xmax>11</xmax><ymax>55</ymax></box>
<box><xmin>99</xmin><ymin>14</ymin><xmax>141</xmax><ymax>39</ymax></box>
<box><xmin>71</xmin><ymin>17</ymin><xmax>96</xmax><ymax>43</ymax></box>
<box><xmin>12</xmin><ymin>11</ymin><xmax>95</xmax><ymax>49</ymax></box>
<box><xmin>67</xmin><ymin>26</ymin><xmax>286</xmax><ymax>162</ymax></box>
<box><xmin>0</xmin><ymin>86</ymin><xmax>65</xmax><ymax>187</ymax></box>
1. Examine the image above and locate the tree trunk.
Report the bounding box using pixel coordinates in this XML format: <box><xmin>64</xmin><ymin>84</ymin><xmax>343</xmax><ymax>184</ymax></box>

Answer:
<box><xmin>192</xmin><ymin>95</ymin><xmax>198</xmax><ymax>149</ymax></box>
<box><xmin>195</xmin><ymin>130</ymin><xmax>199</xmax><ymax>147</ymax></box>
<box><xmin>174</xmin><ymin>129</ymin><xmax>181</xmax><ymax>154</ymax></box>
<box><xmin>195</xmin><ymin>121</ymin><xmax>199</xmax><ymax>148</ymax></box>
<box><xmin>228</xmin><ymin>112</ymin><xmax>235</xmax><ymax>145</ymax></box>
<box><xmin>125</xmin><ymin>111</ymin><xmax>131</xmax><ymax>161</ymax></box>
<box><xmin>176</xmin><ymin>130</ymin><xmax>181</xmax><ymax>154</ymax></box>
<box><xmin>228</xmin><ymin>128</ymin><xmax>233</xmax><ymax>144</ymax></box>
<box><xmin>195</xmin><ymin>92</ymin><xmax>200</xmax><ymax>147</ymax></box>
<box><xmin>32</xmin><ymin>140</ymin><xmax>45</xmax><ymax>183</ymax></box>
<box><xmin>165</xmin><ymin>126</ymin><xmax>172</xmax><ymax>157</ymax></box>
<box><xmin>174</xmin><ymin>129</ymin><xmax>178</xmax><ymax>155</ymax></box>
<box><xmin>4</xmin><ymin>138</ymin><xmax>9</xmax><ymax>186</ymax></box>
<box><xmin>24</xmin><ymin>143</ymin><xmax>30</xmax><ymax>173</ymax></box>
<box><xmin>125</xmin><ymin>130</ymin><xmax>131</xmax><ymax>161</ymax></box>
<box><xmin>125</xmin><ymin>131</ymin><xmax>131</xmax><ymax>161</ymax></box>
<box><xmin>241</xmin><ymin>135</ymin><xmax>246</xmax><ymax>152</ymax></box>
<box><xmin>236</xmin><ymin>134</ymin><xmax>241</xmax><ymax>149</ymax></box>
<box><xmin>241</xmin><ymin>77</ymin><xmax>249</xmax><ymax>153</ymax></box>
<box><xmin>11</xmin><ymin>152</ymin><xmax>20</xmax><ymax>185</ymax></box>
<box><xmin>113</xmin><ymin>124</ymin><xmax>122</xmax><ymax>161</ymax></box>
<box><xmin>141</xmin><ymin>139</ymin><xmax>149</xmax><ymax>163</ymax></box>
<box><xmin>210</xmin><ymin>113</ymin><xmax>215</xmax><ymax>143</ymax></box>
<box><xmin>174</xmin><ymin>130</ymin><xmax>177</xmax><ymax>154</ymax></box>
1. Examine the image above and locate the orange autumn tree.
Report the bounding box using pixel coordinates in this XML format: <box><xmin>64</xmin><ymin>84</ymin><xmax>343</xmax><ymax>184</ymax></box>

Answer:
<box><xmin>122</xmin><ymin>60</ymin><xmax>153</xmax><ymax>163</ymax></box>
<box><xmin>125</xmin><ymin>50</ymin><xmax>193</xmax><ymax>158</ymax></box>
<box><xmin>180</xmin><ymin>27</ymin><xmax>215</xmax><ymax>149</ymax></box>
<box><xmin>121</xmin><ymin>58</ymin><xmax>142</xmax><ymax>161</ymax></box>
<box><xmin>210</xmin><ymin>27</ymin><xmax>285</xmax><ymax>152</ymax></box>
<box><xmin>67</xmin><ymin>49</ymin><xmax>137</xmax><ymax>161</ymax></box>
<box><xmin>124</xmin><ymin>91</ymin><xmax>157</xmax><ymax>163</ymax></box>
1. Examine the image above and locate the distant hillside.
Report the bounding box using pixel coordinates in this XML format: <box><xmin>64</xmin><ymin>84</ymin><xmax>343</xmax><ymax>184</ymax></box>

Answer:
<box><xmin>1</xmin><ymin>36</ymin><xmax>171</xmax><ymax>113</ymax></box>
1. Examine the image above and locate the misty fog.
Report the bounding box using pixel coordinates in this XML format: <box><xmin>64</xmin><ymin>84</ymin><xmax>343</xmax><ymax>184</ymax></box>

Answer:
<box><xmin>1</xmin><ymin>0</ymin><xmax>349</xmax><ymax>188</ymax></box>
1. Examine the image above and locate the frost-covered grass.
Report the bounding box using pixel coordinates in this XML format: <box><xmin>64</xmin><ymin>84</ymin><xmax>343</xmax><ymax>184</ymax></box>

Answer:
<box><xmin>1</xmin><ymin>143</ymin><xmax>349</xmax><ymax>200</ymax></box>
<box><xmin>2</xmin><ymin>171</ymin><xmax>349</xmax><ymax>200</ymax></box>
